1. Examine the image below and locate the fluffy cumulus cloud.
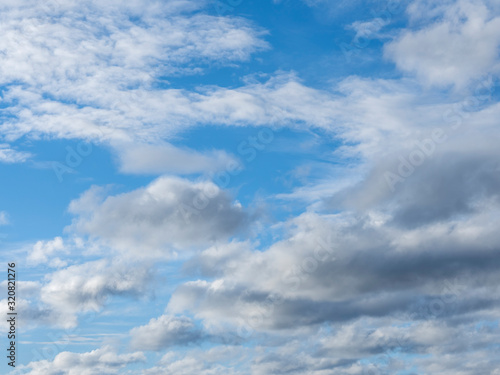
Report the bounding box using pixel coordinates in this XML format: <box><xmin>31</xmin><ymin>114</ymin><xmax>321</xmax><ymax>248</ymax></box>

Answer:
<box><xmin>385</xmin><ymin>0</ymin><xmax>500</xmax><ymax>88</ymax></box>
<box><xmin>27</xmin><ymin>237</ymin><xmax>68</xmax><ymax>267</ymax></box>
<box><xmin>19</xmin><ymin>345</ymin><xmax>145</xmax><ymax>375</ymax></box>
<box><xmin>130</xmin><ymin>315</ymin><xmax>203</xmax><ymax>351</ymax></box>
<box><xmin>39</xmin><ymin>259</ymin><xmax>153</xmax><ymax>327</ymax></box>
<box><xmin>67</xmin><ymin>176</ymin><xmax>250</xmax><ymax>255</ymax></box>
<box><xmin>0</xmin><ymin>282</ymin><xmax>68</xmax><ymax>333</ymax></box>
<box><xmin>167</xmin><ymin>210</ymin><xmax>500</xmax><ymax>324</ymax></box>
<box><xmin>163</xmin><ymin>208</ymin><xmax>500</xmax><ymax>373</ymax></box>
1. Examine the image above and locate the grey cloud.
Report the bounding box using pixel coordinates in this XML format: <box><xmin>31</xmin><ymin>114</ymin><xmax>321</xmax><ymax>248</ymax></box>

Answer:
<box><xmin>40</xmin><ymin>259</ymin><xmax>153</xmax><ymax>321</ymax></box>
<box><xmin>130</xmin><ymin>315</ymin><xmax>203</xmax><ymax>351</ymax></box>
<box><xmin>141</xmin><ymin>346</ymin><xmax>245</xmax><ymax>375</ymax></box>
<box><xmin>68</xmin><ymin>176</ymin><xmax>251</xmax><ymax>255</ymax></box>
<box><xmin>114</xmin><ymin>141</ymin><xmax>239</xmax><ymax>175</ymax></box>
<box><xmin>167</xmin><ymin>211</ymin><xmax>500</xmax><ymax>332</ymax></box>
<box><xmin>332</xmin><ymin>149</ymin><xmax>500</xmax><ymax>228</ymax></box>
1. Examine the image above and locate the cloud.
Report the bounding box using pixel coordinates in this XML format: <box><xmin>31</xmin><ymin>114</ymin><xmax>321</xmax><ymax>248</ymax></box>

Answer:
<box><xmin>0</xmin><ymin>287</ymin><xmax>70</xmax><ymax>332</ymax></box>
<box><xmin>0</xmin><ymin>0</ymin><xmax>358</xmax><ymax>178</ymax></box>
<box><xmin>27</xmin><ymin>237</ymin><xmax>68</xmax><ymax>267</ymax></box>
<box><xmin>385</xmin><ymin>0</ymin><xmax>500</xmax><ymax>88</ymax></box>
<box><xmin>67</xmin><ymin>176</ymin><xmax>250</xmax><ymax>255</ymax></box>
<box><xmin>0</xmin><ymin>0</ymin><xmax>275</xmax><ymax>171</ymax></box>
<box><xmin>130</xmin><ymin>315</ymin><xmax>203</xmax><ymax>351</ymax></box>
<box><xmin>114</xmin><ymin>141</ymin><xmax>239</xmax><ymax>175</ymax></box>
<box><xmin>20</xmin><ymin>345</ymin><xmax>145</xmax><ymax>375</ymax></box>
<box><xmin>1</xmin><ymin>72</ymin><xmax>340</xmax><ymax>146</ymax></box>
<box><xmin>297</xmin><ymin>0</ymin><xmax>372</xmax><ymax>16</ymax></box>
<box><xmin>142</xmin><ymin>346</ymin><xmax>246</xmax><ymax>375</ymax></box>
<box><xmin>0</xmin><ymin>144</ymin><xmax>31</xmax><ymax>163</ymax></box>
<box><xmin>167</xmin><ymin>210</ymin><xmax>500</xmax><ymax>334</ymax></box>
<box><xmin>0</xmin><ymin>1</ymin><xmax>268</xmax><ymax>91</ymax></box>
<box><xmin>134</xmin><ymin>315</ymin><xmax>500</xmax><ymax>374</ymax></box>
<box><xmin>317</xmin><ymin>74</ymin><xmax>500</xmax><ymax>229</ymax></box>
<box><xmin>40</xmin><ymin>259</ymin><xmax>153</xmax><ymax>325</ymax></box>
<box><xmin>0</xmin><ymin>211</ymin><xmax>9</xmax><ymax>225</ymax></box>
<box><xmin>4</xmin><ymin>1</ymin><xmax>500</xmax><ymax>374</ymax></box>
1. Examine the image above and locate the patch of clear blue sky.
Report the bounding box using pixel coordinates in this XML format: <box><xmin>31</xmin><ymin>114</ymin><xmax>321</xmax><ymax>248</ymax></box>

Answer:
<box><xmin>0</xmin><ymin>139</ymin><xmax>152</xmax><ymax>243</ymax></box>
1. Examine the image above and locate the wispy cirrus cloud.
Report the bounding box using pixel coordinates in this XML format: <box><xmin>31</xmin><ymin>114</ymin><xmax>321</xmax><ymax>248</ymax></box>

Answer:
<box><xmin>0</xmin><ymin>211</ymin><xmax>9</xmax><ymax>225</ymax></box>
<box><xmin>0</xmin><ymin>144</ymin><xmax>31</xmax><ymax>163</ymax></box>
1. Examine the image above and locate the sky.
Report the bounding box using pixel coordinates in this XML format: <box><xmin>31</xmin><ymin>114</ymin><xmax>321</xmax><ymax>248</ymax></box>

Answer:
<box><xmin>0</xmin><ymin>0</ymin><xmax>500</xmax><ymax>374</ymax></box>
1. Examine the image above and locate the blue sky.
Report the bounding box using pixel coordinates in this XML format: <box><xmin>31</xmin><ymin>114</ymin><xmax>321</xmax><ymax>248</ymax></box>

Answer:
<box><xmin>1</xmin><ymin>0</ymin><xmax>500</xmax><ymax>374</ymax></box>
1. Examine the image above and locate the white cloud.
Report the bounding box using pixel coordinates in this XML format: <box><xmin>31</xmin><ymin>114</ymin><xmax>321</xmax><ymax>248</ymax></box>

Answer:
<box><xmin>349</xmin><ymin>17</ymin><xmax>389</xmax><ymax>40</ymax></box>
<box><xmin>0</xmin><ymin>0</ymin><xmax>273</xmax><ymax>173</ymax></box>
<box><xmin>130</xmin><ymin>315</ymin><xmax>202</xmax><ymax>351</ymax></box>
<box><xmin>27</xmin><ymin>237</ymin><xmax>68</xmax><ymax>267</ymax></box>
<box><xmin>0</xmin><ymin>211</ymin><xmax>9</xmax><ymax>225</ymax></box>
<box><xmin>114</xmin><ymin>141</ymin><xmax>239</xmax><ymax>175</ymax></box>
<box><xmin>3</xmin><ymin>1</ymin><xmax>500</xmax><ymax>374</ymax></box>
<box><xmin>67</xmin><ymin>177</ymin><xmax>250</xmax><ymax>255</ymax></box>
<box><xmin>385</xmin><ymin>0</ymin><xmax>500</xmax><ymax>88</ymax></box>
<box><xmin>0</xmin><ymin>0</ymin><xmax>361</xmax><ymax>178</ymax></box>
<box><xmin>0</xmin><ymin>292</ymin><xmax>68</xmax><ymax>332</ymax></box>
<box><xmin>40</xmin><ymin>259</ymin><xmax>152</xmax><ymax>324</ymax></box>
<box><xmin>142</xmin><ymin>346</ymin><xmax>246</xmax><ymax>375</ymax></box>
<box><xmin>167</xmin><ymin>209</ymin><xmax>500</xmax><ymax>334</ymax></box>
<box><xmin>1</xmin><ymin>73</ymin><xmax>340</xmax><ymax>147</ymax></box>
<box><xmin>20</xmin><ymin>345</ymin><xmax>145</xmax><ymax>375</ymax></box>
<box><xmin>0</xmin><ymin>144</ymin><xmax>31</xmax><ymax>163</ymax></box>
<box><xmin>0</xmin><ymin>0</ymin><xmax>350</xmax><ymax>176</ymax></box>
